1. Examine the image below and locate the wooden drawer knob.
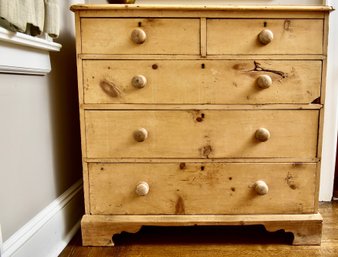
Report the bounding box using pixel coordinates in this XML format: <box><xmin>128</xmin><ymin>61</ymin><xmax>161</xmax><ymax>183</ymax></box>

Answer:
<box><xmin>100</xmin><ymin>79</ymin><xmax>121</xmax><ymax>97</ymax></box>
<box><xmin>132</xmin><ymin>75</ymin><xmax>147</xmax><ymax>88</ymax></box>
<box><xmin>257</xmin><ymin>75</ymin><xmax>272</xmax><ymax>89</ymax></box>
<box><xmin>258</xmin><ymin>29</ymin><xmax>274</xmax><ymax>45</ymax></box>
<box><xmin>255</xmin><ymin>128</ymin><xmax>270</xmax><ymax>142</ymax></box>
<box><xmin>135</xmin><ymin>181</ymin><xmax>149</xmax><ymax>196</ymax></box>
<box><xmin>133</xmin><ymin>128</ymin><xmax>148</xmax><ymax>142</ymax></box>
<box><xmin>254</xmin><ymin>180</ymin><xmax>269</xmax><ymax>195</ymax></box>
<box><xmin>131</xmin><ymin>28</ymin><xmax>147</xmax><ymax>44</ymax></box>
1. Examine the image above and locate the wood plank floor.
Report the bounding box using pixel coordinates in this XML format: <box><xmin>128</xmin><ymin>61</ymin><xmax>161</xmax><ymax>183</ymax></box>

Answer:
<box><xmin>59</xmin><ymin>202</ymin><xmax>338</xmax><ymax>257</ymax></box>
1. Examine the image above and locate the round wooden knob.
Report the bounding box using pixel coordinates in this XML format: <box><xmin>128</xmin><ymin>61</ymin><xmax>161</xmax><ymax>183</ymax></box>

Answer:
<box><xmin>255</xmin><ymin>128</ymin><xmax>270</xmax><ymax>142</ymax></box>
<box><xmin>133</xmin><ymin>128</ymin><xmax>148</xmax><ymax>142</ymax></box>
<box><xmin>135</xmin><ymin>181</ymin><xmax>149</xmax><ymax>196</ymax></box>
<box><xmin>132</xmin><ymin>75</ymin><xmax>147</xmax><ymax>88</ymax></box>
<box><xmin>254</xmin><ymin>180</ymin><xmax>269</xmax><ymax>195</ymax></box>
<box><xmin>256</xmin><ymin>75</ymin><xmax>272</xmax><ymax>89</ymax></box>
<box><xmin>258</xmin><ymin>29</ymin><xmax>274</xmax><ymax>45</ymax></box>
<box><xmin>131</xmin><ymin>28</ymin><xmax>146</xmax><ymax>44</ymax></box>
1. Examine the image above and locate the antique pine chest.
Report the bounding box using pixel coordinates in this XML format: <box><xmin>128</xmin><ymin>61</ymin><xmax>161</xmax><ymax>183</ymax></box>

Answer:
<box><xmin>71</xmin><ymin>4</ymin><xmax>332</xmax><ymax>246</ymax></box>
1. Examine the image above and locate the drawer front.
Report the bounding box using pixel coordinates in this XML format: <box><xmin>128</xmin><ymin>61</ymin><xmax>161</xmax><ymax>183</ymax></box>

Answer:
<box><xmin>85</xmin><ymin>110</ymin><xmax>318</xmax><ymax>159</ymax></box>
<box><xmin>207</xmin><ymin>19</ymin><xmax>323</xmax><ymax>55</ymax></box>
<box><xmin>88</xmin><ymin>162</ymin><xmax>317</xmax><ymax>215</ymax></box>
<box><xmin>81</xmin><ymin>18</ymin><xmax>200</xmax><ymax>55</ymax></box>
<box><xmin>83</xmin><ymin>60</ymin><xmax>321</xmax><ymax>104</ymax></box>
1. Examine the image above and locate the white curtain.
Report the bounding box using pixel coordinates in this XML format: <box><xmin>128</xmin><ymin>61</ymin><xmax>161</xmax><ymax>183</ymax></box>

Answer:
<box><xmin>0</xmin><ymin>0</ymin><xmax>59</xmax><ymax>38</ymax></box>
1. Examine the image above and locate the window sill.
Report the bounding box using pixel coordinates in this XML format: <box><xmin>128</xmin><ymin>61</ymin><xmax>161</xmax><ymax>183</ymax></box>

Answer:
<box><xmin>0</xmin><ymin>27</ymin><xmax>62</xmax><ymax>75</ymax></box>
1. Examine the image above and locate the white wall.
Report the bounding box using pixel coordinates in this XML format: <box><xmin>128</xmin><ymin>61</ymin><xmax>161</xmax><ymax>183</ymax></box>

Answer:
<box><xmin>0</xmin><ymin>74</ymin><xmax>58</xmax><ymax>241</ymax></box>
<box><xmin>0</xmin><ymin>0</ymin><xmax>84</xmax><ymax>241</ymax></box>
<box><xmin>319</xmin><ymin>0</ymin><xmax>338</xmax><ymax>200</ymax></box>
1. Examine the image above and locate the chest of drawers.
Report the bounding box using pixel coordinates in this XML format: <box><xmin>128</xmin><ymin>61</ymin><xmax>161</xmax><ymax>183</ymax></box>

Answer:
<box><xmin>71</xmin><ymin>4</ymin><xmax>331</xmax><ymax>246</ymax></box>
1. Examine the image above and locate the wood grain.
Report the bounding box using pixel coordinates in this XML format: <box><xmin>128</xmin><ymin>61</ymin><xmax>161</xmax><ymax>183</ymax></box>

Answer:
<box><xmin>80</xmin><ymin>213</ymin><xmax>322</xmax><ymax>246</ymax></box>
<box><xmin>82</xmin><ymin>60</ymin><xmax>321</xmax><ymax>104</ymax></box>
<box><xmin>85</xmin><ymin>110</ymin><xmax>319</xmax><ymax>159</ymax></box>
<box><xmin>60</xmin><ymin>203</ymin><xmax>338</xmax><ymax>256</ymax></box>
<box><xmin>88</xmin><ymin>162</ymin><xmax>317</xmax><ymax>215</ymax></box>
<box><xmin>70</xmin><ymin>4</ymin><xmax>330</xmax><ymax>250</ymax></box>
<box><xmin>70</xmin><ymin>5</ymin><xmax>332</xmax><ymax>21</ymax></box>
<box><xmin>80</xmin><ymin>54</ymin><xmax>326</xmax><ymax>60</ymax></box>
<box><xmin>84</xmin><ymin>158</ymin><xmax>320</xmax><ymax>163</ymax></box>
<box><xmin>81</xmin><ymin>18</ymin><xmax>200</xmax><ymax>55</ymax></box>
<box><xmin>70</xmin><ymin>4</ymin><xmax>333</xmax><ymax>12</ymax></box>
<box><xmin>74</xmin><ymin>12</ymin><xmax>90</xmax><ymax>213</ymax></box>
<box><xmin>82</xmin><ymin>104</ymin><xmax>323</xmax><ymax>110</ymax></box>
<box><xmin>200</xmin><ymin>18</ymin><xmax>207</xmax><ymax>57</ymax></box>
<box><xmin>207</xmin><ymin>19</ymin><xmax>323</xmax><ymax>55</ymax></box>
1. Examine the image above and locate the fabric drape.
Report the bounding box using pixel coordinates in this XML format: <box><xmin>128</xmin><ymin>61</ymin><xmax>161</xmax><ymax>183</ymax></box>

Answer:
<box><xmin>0</xmin><ymin>0</ymin><xmax>59</xmax><ymax>38</ymax></box>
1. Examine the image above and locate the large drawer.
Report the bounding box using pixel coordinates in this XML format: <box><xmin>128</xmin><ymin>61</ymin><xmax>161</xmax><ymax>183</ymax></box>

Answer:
<box><xmin>81</xmin><ymin>18</ymin><xmax>200</xmax><ymax>55</ymax></box>
<box><xmin>207</xmin><ymin>19</ymin><xmax>323</xmax><ymax>55</ymax></box>
<box><xmin>85</xmin><ymin>110</ymin><xmax>318</xmax><ymax>159</ymax></box>
<box><xmin>83</xmin><ymin>60</ymin><xmax>321</xmax><ymax>104</ymax></box>
<box><xmin>88</xmin><ymin>162</ymin><xmax>317</xmax><ymax>215</ymax></box>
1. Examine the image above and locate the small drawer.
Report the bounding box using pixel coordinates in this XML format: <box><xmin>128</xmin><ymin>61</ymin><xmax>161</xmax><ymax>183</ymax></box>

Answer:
<box><xmin>83</xmin><ymin>60</ymin><xmax>321</xmax><ymax>104</ymax></box>
<box><xmin>88</xmin><ymin>162</ymin><xmax>317</xmax><ymax>215</ymax></box>
<box><xmin>207</xmin><ymin>19</ymin><xmax>323</xmax><ymax>55</ymax></box>
<box><xmin>81</xmin><ymin>18</ymin><xmax>200</xmax><ymax>55</ymax></box>
<box><xmin>85</xmin><ymin>110</ymin><xmax>318</xmax><ymax>159</ymax></box>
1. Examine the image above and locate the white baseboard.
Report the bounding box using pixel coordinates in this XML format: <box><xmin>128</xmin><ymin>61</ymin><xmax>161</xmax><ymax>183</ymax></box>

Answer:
<box><xmin>1</xmin><ymin>180</ymin><xmax>84</xmax><ymax>257</ymax></box>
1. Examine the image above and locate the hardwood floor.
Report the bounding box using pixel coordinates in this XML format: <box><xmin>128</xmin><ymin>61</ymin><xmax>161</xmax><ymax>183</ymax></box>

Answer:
<box><xmin>59</xmin><ymin>202</ymin><xmax>338</xmax><ymax>257</ymax></box>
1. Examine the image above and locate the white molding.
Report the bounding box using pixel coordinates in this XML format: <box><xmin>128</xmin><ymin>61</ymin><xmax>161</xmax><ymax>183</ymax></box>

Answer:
<box><xmin>1</xmin><ymin>180</ymin><xmax>83</xmax><ymax>257</ymax></box>
<box><xmin>0</xmin><ymin>40</ymin><xmax>52</xmax><ymax>75</ymax></box>
<box><xmin>0</xmin><ymin>27</ymin><xmax>61</xmax><ymax>75</ymax></box>
<box><xmin>0</xmin><ymin>27</ymin><xmax>61</xmax><ymax>52</ymax></box>
<box><xmin>0</xmin><ymin>65</ymin><xmax>51</xmax><ymax>75</ymax></box>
